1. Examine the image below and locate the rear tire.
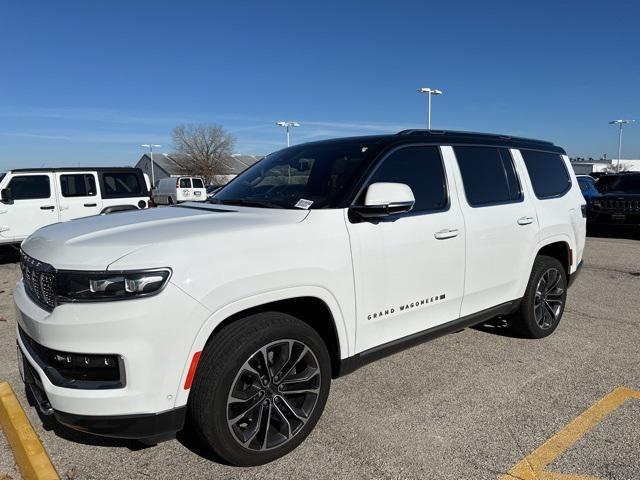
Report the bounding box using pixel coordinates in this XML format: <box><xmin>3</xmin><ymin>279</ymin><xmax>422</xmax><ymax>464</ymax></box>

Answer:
<box><xmin>168</xmin><ymin>196</ymin><xmax>174</xmax><ymax>205</ymax></box>
<box><xmin>511</xmin><ymin>255</ymin><xmax>567</xmax><ymax>339</ymax></box>
<box><xmin>189</xmin><ymin>312</ymin><xmax>331</xmax><ymax>466</ymax></box>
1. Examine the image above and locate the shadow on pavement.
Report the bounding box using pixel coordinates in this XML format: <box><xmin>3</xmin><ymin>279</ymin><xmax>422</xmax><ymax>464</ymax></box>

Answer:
<box><xmin>587</xmin><ymin>225</ymin><xmax>640</xmax><ymax>240</ymax></box>
<box><xmin>471</xmin><ymin>317</ymin><xmax>525</xmax><ymax>339</ymax></box>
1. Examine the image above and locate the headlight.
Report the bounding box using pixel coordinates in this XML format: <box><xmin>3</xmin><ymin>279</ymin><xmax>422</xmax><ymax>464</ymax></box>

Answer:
<box><xmin>55</xmin><ymin>269</ymin><xmax>171</xmax><ymax>302</ymax></box>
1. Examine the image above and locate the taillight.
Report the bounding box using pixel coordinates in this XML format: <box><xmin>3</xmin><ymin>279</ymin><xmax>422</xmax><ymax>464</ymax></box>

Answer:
<box><xmin>176</xmin><ymin>179</ymin><xmax>180</xmax><ymax>187</ymax></box>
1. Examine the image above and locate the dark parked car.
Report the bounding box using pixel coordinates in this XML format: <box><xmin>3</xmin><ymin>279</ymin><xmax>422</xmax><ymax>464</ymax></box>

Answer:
<box><xmin>577</xmin><ymin>175</ymin><xmax>599</xmax><ymax>202</ymax></box>
<box><xmin>588</xmin><ymin>173</ymin><xmax>640</xmax><ymax>229</ymax></box>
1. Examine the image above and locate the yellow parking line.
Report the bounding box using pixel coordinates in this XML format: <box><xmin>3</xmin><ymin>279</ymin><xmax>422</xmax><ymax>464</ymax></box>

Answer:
<box><xmin>0</xmin><ymin>382</ymin><xmax>59</xmax><ymax>480</ymax></box>
<box><xmin>501</xmin><ymin>386</ymin><xmax>640</xmax><ymax>480</ymax></box>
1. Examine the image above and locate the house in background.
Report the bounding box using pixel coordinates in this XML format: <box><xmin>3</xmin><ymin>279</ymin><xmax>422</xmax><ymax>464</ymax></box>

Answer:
<box><xmin>136</xmin><ymin>153</ymin><xmax>262</xmax><ymax>186</ymax></box>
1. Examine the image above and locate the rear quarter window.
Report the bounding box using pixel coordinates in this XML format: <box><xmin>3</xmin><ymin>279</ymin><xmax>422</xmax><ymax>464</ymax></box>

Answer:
<box><xmin>521</xmin><ymin>150</ymin><xmax>571</xmax><ymax>199</ymax></box>
<box><xmin>100</xmin><ymin>171</ymin><xmax>147</xmax><ymax>198</ymax></box>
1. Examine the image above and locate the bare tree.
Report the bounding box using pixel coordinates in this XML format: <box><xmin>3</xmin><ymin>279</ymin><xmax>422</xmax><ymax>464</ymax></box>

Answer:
<box><xmin>168</xmin><ymin>124</ymin><xmax>236</xmax><ymax>184</ymax></box>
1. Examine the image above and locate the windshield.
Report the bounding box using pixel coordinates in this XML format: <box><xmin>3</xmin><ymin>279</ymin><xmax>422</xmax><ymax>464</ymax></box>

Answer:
<box><xmin>211</xmin><ymin>141</ymin><xmax>376</xmax><ymax>209</ymax></box>
<box><xmin>597</xmin><ymin>175</ymin><xmax>640</xmax><ymax>193</ymax></box>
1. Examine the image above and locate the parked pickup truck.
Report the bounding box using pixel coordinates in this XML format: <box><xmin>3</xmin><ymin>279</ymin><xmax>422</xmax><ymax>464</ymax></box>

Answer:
<box><xmin>15</xmin><ymin>130</ymin><xmax>586</xmax><ymax>466</ymax></box>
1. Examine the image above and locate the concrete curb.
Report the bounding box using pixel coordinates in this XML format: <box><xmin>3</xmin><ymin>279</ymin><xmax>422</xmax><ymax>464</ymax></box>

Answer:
<box><xmin>0</xmin><ymin>382</ymin><xmax>59</xmax><ymax>480</ymax></box>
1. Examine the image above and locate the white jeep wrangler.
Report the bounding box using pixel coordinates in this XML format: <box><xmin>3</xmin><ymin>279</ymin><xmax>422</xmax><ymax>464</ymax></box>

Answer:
<box><xmin>15</xmin><ymin>130</ymin><xmax>586</xmax><ymax>466</ymax></box>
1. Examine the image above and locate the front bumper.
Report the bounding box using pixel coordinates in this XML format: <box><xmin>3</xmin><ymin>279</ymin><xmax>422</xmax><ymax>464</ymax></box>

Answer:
<box><xmin>14</xmin><ymin>278</ymin><xmax>210</xmax><ymax>438</ymax></box>
<box><xmin>588</xmin><ymin>209</ymin><xmax>640</xmax><ymax>227</ymax></box>
<box><xmin>18</xmin><ymin>345</ymin><xmax>186</xmax><ymax>440</ymax></box>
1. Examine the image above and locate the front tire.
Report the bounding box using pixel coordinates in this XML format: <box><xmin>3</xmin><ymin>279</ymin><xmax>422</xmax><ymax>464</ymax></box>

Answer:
<box><xmin>189</xmin><ymin>312</ymin><xmax>331</xmax><ymax>466</ymax></box>
<box><xmin>511</xmin><ymin>255</ymin><xmax>567</xmax><ymax>339</ymax></box>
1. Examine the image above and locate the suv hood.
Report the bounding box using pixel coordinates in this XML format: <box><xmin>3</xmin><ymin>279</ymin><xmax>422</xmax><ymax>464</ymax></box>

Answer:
<box><xmin>21</xmin><ymin>204</ymin><xmax>310</xmax><ymax>270</ymax></box>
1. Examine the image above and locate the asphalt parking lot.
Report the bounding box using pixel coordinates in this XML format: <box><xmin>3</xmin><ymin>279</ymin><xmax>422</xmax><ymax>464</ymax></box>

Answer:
<box><xmin>1</xmin><ymin>235</ymin><xmax>639</xmax><ymax>480</ymax></box>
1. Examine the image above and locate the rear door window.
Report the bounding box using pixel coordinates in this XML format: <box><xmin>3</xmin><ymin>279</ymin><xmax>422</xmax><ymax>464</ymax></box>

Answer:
<box><xmin>179</xmin><ymin>178</ymin><xmax>192</xmax><ymax>188</ymax></box>
<box><xmin>101</xmin><ymin>171</ymin><xmax>146</xmax><ymax>198</ymax></box>
<box><xmin>8</xmin><ymin>175</ymin><xmax>51</xmax><ymax>200</ymax></box>
<box><xmin>454</xmin><ymin>146</ymin><xmax>522</xmax><ymax>207</ymax></box>
<box><xmin>521</xmin><ymin>150</ymin><xmax>571</xmax><ymax>199</ymax></box>
<box><xmin>192</xmin><ymin>178</ymin><xmax>204</xmax><ymax>188</ymax></box>
<box><xmin>60</xmin><ymin>174</ymin><xmax>97</xmax><ymax>197</ymax></box>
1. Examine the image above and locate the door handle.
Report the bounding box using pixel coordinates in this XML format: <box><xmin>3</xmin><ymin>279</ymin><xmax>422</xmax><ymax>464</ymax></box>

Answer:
<box><xmin>517</xmin><ymin>216</ymin><xmax>535</xmax><ymax>225</ymax></box>
<box><xmin>40</xmin><ymin>205</ymin><xmax>55</xmax><ymax>210</ymax></box>
<box><xmin>84</xmin><ymin>203</ymin><xmax>97</xmax><ymax>207</ymax></box>
<box><xmin>434</xmin><ymin>228</ymin><xmax>459</xmax><ymax>240</ymax></box>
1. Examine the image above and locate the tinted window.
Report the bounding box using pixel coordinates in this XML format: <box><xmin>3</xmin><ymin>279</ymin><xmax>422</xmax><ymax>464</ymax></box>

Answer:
<box><xmin>8</xmin><ymin>175</ymin><xmax>51</xmax><ymax>200</ymax></box>
<box><xmin>521</xmin><ymin>150</ymin><xmax>571</xmax><ymax>198</ymax></box>
<box><xmin>192</xmin><ymin>178</ymin><xmax>204</xmax><ymax>188</ymax></box>
<box><xmin>101</xmin><ymin>172</ymin><xmax>145</xmax><ymax>198</ymax></box>
<box><xmin>179</xmin><ymin>178</ymin><xmax>192</xmax><ymax>188</ymax></box>
<box><xmin>213</xmin><ymin>141</ymin><xmax>375</xmax><ymax>209</ymax></box>
<box><xmin>366</xmin><ymin>146</ymin><xmax>447</xmax><ymax>213</ymax></box>
<box><xmin>455</xmin><ymin>146</ymin><xmax>522</xmax><ymax>206</ymax></box>
<box><xmin>60</xmin><ymin>174</ymin><xmax>97</xmax><ymax>197</ymax></box>
<box><xmin>604</xmin><ymin>174</ymin><xmax>640</xmax><ymax>193</ymax></box>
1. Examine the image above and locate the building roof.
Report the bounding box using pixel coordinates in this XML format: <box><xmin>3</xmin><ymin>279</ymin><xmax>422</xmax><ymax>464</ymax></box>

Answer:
<box><xmin>137</xmin><ymin>153</ymin><xmax>261</xmax><ymax>176</ymax></box>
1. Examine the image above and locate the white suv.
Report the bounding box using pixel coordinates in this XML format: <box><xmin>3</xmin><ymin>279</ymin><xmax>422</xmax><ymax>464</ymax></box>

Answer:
<box><xmin>0</xmin><ymin>167</ymin><xmax>150</xmax><ymax>245</ymax></box>
<box><xmin>15</xmin><ymin>131</ymin><xmax>586</xmax><ymax>466</ymax></box>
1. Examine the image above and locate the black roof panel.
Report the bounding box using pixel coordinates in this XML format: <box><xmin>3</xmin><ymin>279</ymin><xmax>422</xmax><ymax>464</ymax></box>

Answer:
<box><xmin>290</xmin><ymin>130</ymin><xmax>565</xmax><ymax>155</ymax></box>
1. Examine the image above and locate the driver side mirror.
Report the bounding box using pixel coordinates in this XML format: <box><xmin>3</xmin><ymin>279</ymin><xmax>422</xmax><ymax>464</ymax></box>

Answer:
<box><xmin>1</xmin><ymin>188</ymin><xmax>13</xmax><ymax>204</ymax></box>
<box><xmin>349</xmin><ymin>182</ymin><xmax>415</xmax><ymax>220</ymax></box>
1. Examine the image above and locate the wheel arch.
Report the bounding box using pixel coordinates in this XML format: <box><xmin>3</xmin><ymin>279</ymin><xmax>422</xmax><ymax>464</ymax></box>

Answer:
<box><xmin>536</xmin><ymin>240</ymin><xmax>571</xmax><ymax>277</ymax></box>
<box><xmin>100</xmin><ymin>204</ymin><xmax>139</xmax><ymax>214</ymax></box>
<box><xmin>516</xmin><ymin>235</ymin><xmax>574</xmax><ymax>299</ymax></box>
<box><xmin>175</xmin><ymin>287</ymin><xmax>350</xmax><ymax>408</ymax></box>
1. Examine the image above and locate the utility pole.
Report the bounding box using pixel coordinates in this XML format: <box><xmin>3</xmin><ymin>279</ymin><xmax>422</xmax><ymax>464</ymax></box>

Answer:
<box><xmin>141</xmin><ymin>144</ymin><xmax>162</xmax><ymax>186</ymax></box>
<box><xmin>417</xmin><ymin>87</ymin><xmax>443</xmax><ymax>129</ymax></box>
<box><xmin>275</xmin><ymin>121</ymin><xmax>301</xmax><ymax>147</ymax></box>
<box><xmin>608</xmin><ymin>120</ymin><xmax>634</xmax><ymax>173</ymax></box>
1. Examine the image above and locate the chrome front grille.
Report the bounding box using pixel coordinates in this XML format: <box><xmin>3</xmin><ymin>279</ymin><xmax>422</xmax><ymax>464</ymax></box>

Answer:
<box><xmin>20</xmin><ymin>251</ymin><xmax>56</xmax><ymax>311</ymax></box>
<box><xmin>602</xmin><ymin>199</ymin><xmax>640</xmax><ymax>211</ymax></box>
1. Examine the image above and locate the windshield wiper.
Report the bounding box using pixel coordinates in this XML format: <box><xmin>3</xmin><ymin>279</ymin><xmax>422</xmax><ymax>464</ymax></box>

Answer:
<box><xmin>210</xmin><ymin>198</ymin><xmax>285</xmax><ymax>209</ymax></box>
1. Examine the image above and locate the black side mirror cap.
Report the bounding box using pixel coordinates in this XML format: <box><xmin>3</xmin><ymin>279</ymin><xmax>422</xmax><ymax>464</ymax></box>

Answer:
<box><xmin>1</xmin><ymin>188</ymin><xmax>13</xmax><ymax>204</ymax></box>
<box><xmin>348</xmin><ymin>201</ymin><xmax>414</xmax><ymax>221</ymax></box>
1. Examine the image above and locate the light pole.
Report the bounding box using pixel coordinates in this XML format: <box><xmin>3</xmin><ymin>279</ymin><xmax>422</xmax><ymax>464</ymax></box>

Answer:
<box><xmin>141</xmin><ymin>144</ymin><xmax>161</xmax><ymax>187</ymax></box>
<box><xmin>275</xmin><ymin>121</ymin><xmax>300</xmax><ymax>147</ymax></box>
<box><xmin>609</xmin><ymin>120</ymin><xmax>635</xmax><ymax>173</ymax></box>
<box><xmin>417</xmin><ymin>87</ymin><xmax>443</xmax><ymax>130</ymax></box>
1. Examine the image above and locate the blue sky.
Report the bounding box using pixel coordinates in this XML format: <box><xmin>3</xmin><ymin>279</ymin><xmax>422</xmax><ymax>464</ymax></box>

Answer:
<box><xmin>1</xmin><ymin>0</ymin><xmax>638</xmax><ymax>169</ymax></box>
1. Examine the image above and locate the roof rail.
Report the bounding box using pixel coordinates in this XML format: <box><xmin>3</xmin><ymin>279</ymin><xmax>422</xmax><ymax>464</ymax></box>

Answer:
<box><xmin>395</xmin><ymin>129</ymin><xmax>555</xmax><ymax>146</ymax></box>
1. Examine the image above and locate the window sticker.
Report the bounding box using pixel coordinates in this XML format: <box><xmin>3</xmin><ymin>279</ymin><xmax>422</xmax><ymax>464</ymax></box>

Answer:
<box><xmin>295</xmin><ymin>198</ymin><xmax>314</xmax><ymax>209</ymax></box>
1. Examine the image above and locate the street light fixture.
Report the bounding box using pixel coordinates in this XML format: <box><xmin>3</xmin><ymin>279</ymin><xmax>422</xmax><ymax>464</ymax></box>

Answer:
<box><xmin>608</xmin><ymin>120</ymin><xmax>635</xmax><ymax>173</ymax></box>
<box><xmin>275</xmin><ymin>121</ymin><xmax>301</xmax><ymax>147</ymax></box>
<box><xmin>417</xmin><ymin>87</ymin><xmax>443</xmax><ymax>130</ymax></box>
<box><xmin>141</xmin><ymin>144</ymin><xmax>162</xmax><ymax>187</ymax></box>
